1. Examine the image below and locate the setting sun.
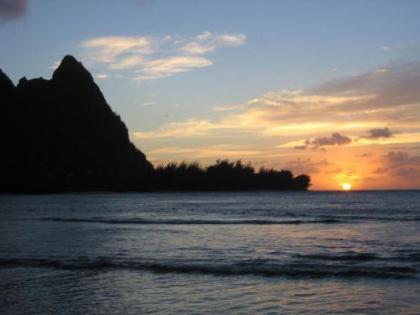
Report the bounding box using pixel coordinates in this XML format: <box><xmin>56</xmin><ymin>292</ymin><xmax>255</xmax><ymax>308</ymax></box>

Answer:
<box><xmin>341</xmin><ymin>183</ymin><xmax>352</xmax><ymax>191</ymax></box>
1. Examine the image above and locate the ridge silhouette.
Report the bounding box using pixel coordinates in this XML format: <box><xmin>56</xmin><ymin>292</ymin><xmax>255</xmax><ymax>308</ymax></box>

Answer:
<box><xmin>0</xmin><ymin>56</ymin><xmax>310</xmax><ymax>192</ymax></box>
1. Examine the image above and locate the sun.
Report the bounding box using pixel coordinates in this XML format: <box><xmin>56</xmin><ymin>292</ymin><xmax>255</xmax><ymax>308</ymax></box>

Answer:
<box><xmin>341</xmin><ymin>183</ymin><xmax>352</xmax><ymax>191</ymax></box>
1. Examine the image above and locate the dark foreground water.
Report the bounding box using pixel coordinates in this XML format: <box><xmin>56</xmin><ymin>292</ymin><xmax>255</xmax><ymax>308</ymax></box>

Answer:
<box><xmin>1</xmin><ymin>191</ymin><xmax>420</xmax><ymax>314</ymax></box>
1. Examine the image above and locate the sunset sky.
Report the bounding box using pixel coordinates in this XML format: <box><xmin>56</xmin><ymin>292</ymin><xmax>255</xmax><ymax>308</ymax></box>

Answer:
<box><xmin>1</xmin><ymin>0</ymin><xmax>420</xmax><ymax>190</ymax></box>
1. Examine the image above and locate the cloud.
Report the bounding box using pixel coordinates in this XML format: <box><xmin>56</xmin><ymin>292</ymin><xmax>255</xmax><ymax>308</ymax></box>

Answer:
<box><xmin>109</xmin><ymin>55</ymin><xmax>145</xmax><ymax>70</ymax></box>
<box><xmin>374</xmin><ymin>151</ymin><xmax>420</xmax><ymax>179</ymax></box>
<box><xmin>365</xmin><ymin>127</ymin><xmax>393</xmax><ymax>139</ymax></box>
<box><xmin>217</xmin><ymin>33</ymin><xmax>247</xmax><ymax>46</ymax></box>
<box><xmin>387</xmin><ymin>151</ymin><xmax>409</xmax><ymax>162</ymax></box>
<box><xmin>0</xmin><ymin>0</ymin><xmax>26</xmax><ymax>21</ymax></box>
<box><xmin>392</xmin><ymin>167</ymin><xmax>420</xmax><ymax>179</ymax></box>
<box><xmin>133</xmin><ymin>58</ymin><xmax>420</xmax><ymax>145</ymax></box>
<box><xmin>132</xmin><ymin>119</ymin><xmax>240</xmax><ymax>140</ymax></box>
<box><xmin>179</xmin><ymin>32</ymin><xmax>246</xmax><ymax>55</ymax></box>
<box><xmin>82</xmin><ymin>35</ymin><xmax>155</xmax><ymax>75</ymax></box>
<box><xmin>294</xmin><ymin>133</ymin><xmax>352</xmax><ymax>150</ymax></box>
<box><xmin>134</xmin><ymin>89</ymin><xmax>379</xmax><ymax>140</ymax></box>
<box><xmin>180</xmin><ymin>42</ymin><xmax>214</xmax><ymax>55</ymax></box>
<box><xmin>313</xmin><ymin>60</ymin><xmax>420</xmax><ymax>116</ymax></box>
<box><xmin>307</xmin><ymin>133</ymin><xmax>352</xmax><ymax>147</ymax></box>
<box><xmin>82</xmin><ymin>31</ymin><xmax>246</xmax><ymax>80</ymax></box>
<box><xmin>83</xmin><ymin>36</ymin><xmax>154</xmax><ymax>64</ymax></box>
<box><xmin>134</xmin><ymin>56</ymin><xmax>212</xmax><ymax>80</ymax></box>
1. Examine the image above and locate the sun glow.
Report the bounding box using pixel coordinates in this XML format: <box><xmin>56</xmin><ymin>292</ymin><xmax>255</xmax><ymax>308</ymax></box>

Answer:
<box><xmin>341</xmin><ymin>183</ymin><xmax>352</xmax><ymax>191</ymax></box>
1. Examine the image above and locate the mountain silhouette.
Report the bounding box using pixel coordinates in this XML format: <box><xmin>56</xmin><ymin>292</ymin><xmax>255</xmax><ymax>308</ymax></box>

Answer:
<box><xmin>0</xmin><ymin>55</ymin><xmax>310</xmax><ymax>192</ymax></box>
<box><xmin>0</xmin><ymin>56</ymin><xmax>152</xmax><ymax>192</ymax></box>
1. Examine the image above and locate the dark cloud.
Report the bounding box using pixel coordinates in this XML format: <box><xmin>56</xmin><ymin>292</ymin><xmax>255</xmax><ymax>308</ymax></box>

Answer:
<box><xmin>366</xmin><ymin>127</ymin><xmax>393</xmax><ymax>139</ymax></box>
<box><xmin>313</xmin><ymin>60</ymin><xmax>420</xmax><ymax>122</ymax></box>
<box><xmin>387</xmin><ymin>151</ymin><xmax>409</xmax><ymax>162</ymax></box>
<box><xmin>376</xmin><ymin>151</ymin><xmax>420</xmax><ymax>179</ymax></box>
<box><xmin>0</xmin><ymin>0</ymin><xmax>27</xmax><ymax>21</ymax></box>
<box><xmin>245</xmin><ymin>60</ymin><xmax>420</xmax><ymax>128</ymax></box>
<box><xmin>391</xmin><ymin>167</ymin><xmax>420</xmax><ymax>179</ymax></box>
<box><xmin>295</xmin><ymin>133</ymin><xmax>352</xmax><ymax>150</ymax></box>
<box><xmin>313</xmin><ymin>133</ymin><xmax>352</xmax><ymax>146</ymax></box>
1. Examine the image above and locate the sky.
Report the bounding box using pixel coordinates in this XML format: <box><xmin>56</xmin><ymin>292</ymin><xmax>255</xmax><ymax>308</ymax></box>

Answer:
<box><xmin>1</xmin><ymin>0</ymin><xmax>420</xmax><ymax>190</ymax></box>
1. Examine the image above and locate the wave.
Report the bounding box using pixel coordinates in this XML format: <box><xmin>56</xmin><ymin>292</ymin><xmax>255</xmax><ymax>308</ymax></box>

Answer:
<box><xmin>294</xmin><ymin>251</ymin><xmax>420</xmax><ymax>263</ymax></box>
<box><xmin>294</xmin><ymin>252</ymin><xmax>378</xmax><ymax>261</ymax></box>
<box><xmin>30</xmin><ymin>213</ymin><xmax>420</xmax><ymax>225</ymax></box>
<box><xmin>0</xmin><ymin>258</ymin><xmax>416</xmax><ymax>279</ymax></box>
<box><xmin>317</xmin><ymin>214</ymin><xmax>420</xmax><ymax>222</ymax></box>
<box><xmin>39</xmin><ymin>217</ymin><xmax>341</xmax><ymax>225</ymax></box>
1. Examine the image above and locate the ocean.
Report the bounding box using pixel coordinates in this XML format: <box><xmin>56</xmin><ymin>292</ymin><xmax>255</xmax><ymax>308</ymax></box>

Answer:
<box><xmin>1</xmin><ymin>191</ymin><xmax>419</xmax><ymax>314</ymax></box>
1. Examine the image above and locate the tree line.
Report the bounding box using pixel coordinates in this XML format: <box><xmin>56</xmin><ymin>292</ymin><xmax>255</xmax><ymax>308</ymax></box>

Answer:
<box><xmin>149</xmin><ymin>159</ymin><xmax>310</xmax><ymax>191</ymax></box>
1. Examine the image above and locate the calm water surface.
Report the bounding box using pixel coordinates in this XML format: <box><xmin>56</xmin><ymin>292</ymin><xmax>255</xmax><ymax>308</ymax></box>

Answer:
<box><xmin>1</xmin><ymin>191</ymin><xmax>420</xmax><ymax>314</ymax></box>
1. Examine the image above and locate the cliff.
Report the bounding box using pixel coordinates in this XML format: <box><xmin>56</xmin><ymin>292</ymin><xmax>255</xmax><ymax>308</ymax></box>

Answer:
<box><xmin>0</xmin><ymin>56</ymin><xmax>153</xmax><ymax>192</ymax></box>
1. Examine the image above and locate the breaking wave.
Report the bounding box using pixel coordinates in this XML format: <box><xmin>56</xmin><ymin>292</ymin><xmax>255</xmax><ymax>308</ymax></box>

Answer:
<box><xmin>0</xmin><ymin>257</ymin><xmax>416</xmax><ymax>279</ymax></box>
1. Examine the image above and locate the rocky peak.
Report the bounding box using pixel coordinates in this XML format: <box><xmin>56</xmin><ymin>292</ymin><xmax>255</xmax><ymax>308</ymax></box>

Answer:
<box><xmin>52</xmin><ymin>55</ymin><xmax>93</xmax><ymax>83</ymax></box>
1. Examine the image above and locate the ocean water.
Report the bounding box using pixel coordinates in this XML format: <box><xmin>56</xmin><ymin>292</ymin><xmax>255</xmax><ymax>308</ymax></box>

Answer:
<box><xmin>1</xmin><ymin>191</ymin><xmax>420</xmax><ymax>314</ymax></box>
